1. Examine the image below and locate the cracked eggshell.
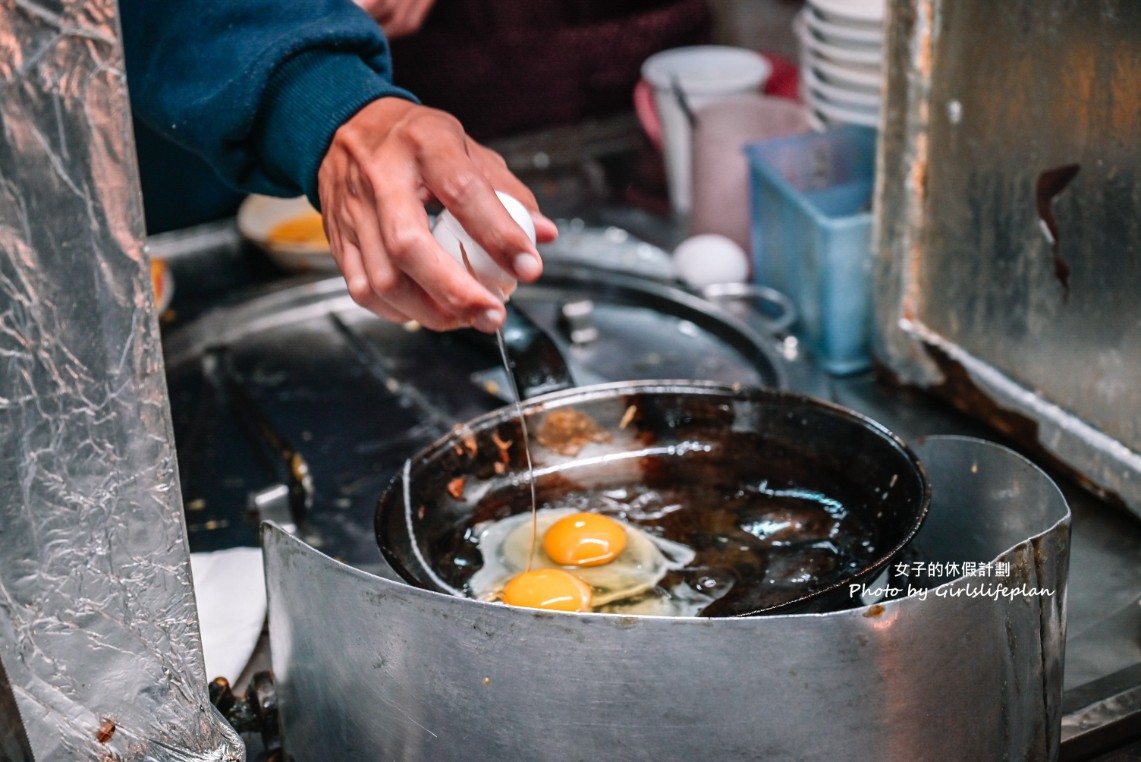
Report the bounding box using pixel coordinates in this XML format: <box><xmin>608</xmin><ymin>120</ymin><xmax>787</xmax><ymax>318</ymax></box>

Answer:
<box><xmin>433</xmin><ymin>191</ymin><xmax>536</xmax><ymax>301</ymax></box>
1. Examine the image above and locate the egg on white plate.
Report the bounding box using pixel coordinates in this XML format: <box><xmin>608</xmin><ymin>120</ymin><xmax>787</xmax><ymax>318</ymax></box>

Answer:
<box><xmin>467</xmin><ymin>506</ymin><xmax>708</xmax><ymax>616</ymax></box>
<box><xmin>237</xmin><ymin>194</ymin><xmax>341</xmax><ymax>273</ymax></box>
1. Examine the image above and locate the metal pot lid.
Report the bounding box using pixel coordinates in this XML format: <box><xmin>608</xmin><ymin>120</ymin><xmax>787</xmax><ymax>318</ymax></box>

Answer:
<box><xmin>164</xmin><ymin>264</ymin><xmax>785</xmax><ymax>572</ymax></box>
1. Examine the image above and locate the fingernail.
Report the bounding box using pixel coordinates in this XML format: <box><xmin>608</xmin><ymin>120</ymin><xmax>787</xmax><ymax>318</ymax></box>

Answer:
<box><xmin>513</xmin><ymin>252</ymin><xmax>542</xmax><ymax>281</ymax></box>
<box><xmin>474</xmin><ymin>308</ymin><xmax>503</xmax><ymax>333</ymax></box>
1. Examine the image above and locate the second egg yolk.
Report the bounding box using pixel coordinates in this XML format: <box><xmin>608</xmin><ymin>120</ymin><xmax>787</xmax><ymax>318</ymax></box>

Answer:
<box><xmin>502</xmin><ymin>569</ymin><xmax>593</xmax><ymax>612</ymax></box>
<box><xmin>267</xmin><ymin>212</ymin><xmax>328</xmax><ymax>248</ymax></box>
<box><xmin>542</xmin><ymin>512</ymin><xmax>628</xmax><ymax>567</ymax></box>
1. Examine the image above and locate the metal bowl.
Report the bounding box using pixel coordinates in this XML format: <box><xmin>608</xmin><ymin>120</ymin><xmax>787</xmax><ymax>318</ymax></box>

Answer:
<box><xmin>376</xmin><ymin>381</ymin><xmax>930</xmax><ymax>616</ymax></box>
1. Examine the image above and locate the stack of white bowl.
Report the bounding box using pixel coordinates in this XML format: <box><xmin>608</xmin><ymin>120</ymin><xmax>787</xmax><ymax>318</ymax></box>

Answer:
<box><xmin>794</xmin><ymin>0</ymin><xmax>885</xmax><ymax>130</ymax></box>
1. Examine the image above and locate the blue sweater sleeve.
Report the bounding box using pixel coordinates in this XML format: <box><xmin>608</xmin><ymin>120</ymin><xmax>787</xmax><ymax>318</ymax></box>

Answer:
<box><xmin>120</xmin><ymin>0</ymin><xmax>418</xmax><ymax>206</ymax></box>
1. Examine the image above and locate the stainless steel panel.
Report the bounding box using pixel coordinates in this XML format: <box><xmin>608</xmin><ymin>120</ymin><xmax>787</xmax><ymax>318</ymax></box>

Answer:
<box><xmin>265</xmin><ymin>436</ymin><xmax>1070</xmax><ymax>761</ymax></box>
<box><xmin>874</xmin><ymin>0</ymin><xmax>1141</xmax><ymax>516</ymax></box>
<box><xmin>0</xmin><ymin>0</ymin><xmax>241</xmax><ymax>758</ymax></box>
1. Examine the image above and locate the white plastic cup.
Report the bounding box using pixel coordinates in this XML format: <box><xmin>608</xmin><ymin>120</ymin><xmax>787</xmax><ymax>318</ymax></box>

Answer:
<box><xmin>690</xmin><ymin>95</ymin><xmax>810</xmax><ymax>251</ymax></box>
<box><xmin>641</xmin><ymin>46</ymin><xmax>772</xmax><ymax>215</ymax></box>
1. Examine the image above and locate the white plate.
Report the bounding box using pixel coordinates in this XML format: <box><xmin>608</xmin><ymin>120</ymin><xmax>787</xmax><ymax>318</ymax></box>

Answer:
<box><xmin>803</xmin><ymin>66</ymin><xmax>881</xmax><ymax>110</ymax></box>
<box><xmin>804</xmin><ymin>6</ymin><xmax>883</xmax><ymax>47</ymax></box>
<box><xmin>804</xmin><ymin>85</ymin><xmax>879</xmax><ymax>119</ymax></box>
<box><xmin>808</xmin><ymin>0</ymin><xmax>884</xmax><ymax>26</ymax></box>
<box><xmin>811</xmin><ymin>56</ymin><xmax>883</xmax><ymax>92</ymax></box>
<box><xmin>806</xmin><ymin>109</ymin><xmax>828</xmax><ymax>132</ymax></box>
<box><xmin>811</xmin><ymin>97</ymin><xmax>881</xmax><ymax>128</ymax></box>
<box><xmin>237</xmin><ymin>194</ymin><xmax>339</xmax><ymax>273</ymax></box>
<box><xmin>805</xmin><ymin>90</ymin><xmax>879</xmax><ymax>126</ymax></box>
<box><xmin>799</xmin><ymin>25</ymin><xmax>883</xmax><ymax>67</ymax></box>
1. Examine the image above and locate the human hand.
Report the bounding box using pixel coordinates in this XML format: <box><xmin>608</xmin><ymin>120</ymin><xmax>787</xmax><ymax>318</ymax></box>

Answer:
<box><xmin>317</xmin><ymin>97</ymin><xmax>558</xmax><ymax>332</ymax></box>
<box><xmin>352</xmin><ymin>0</ymin><xmax>437</xmax><ymax>39</ymax></box>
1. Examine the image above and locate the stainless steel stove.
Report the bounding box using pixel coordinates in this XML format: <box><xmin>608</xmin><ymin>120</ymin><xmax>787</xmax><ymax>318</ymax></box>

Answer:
<box><xmin>152</xmin><ymin>214</ymin><xmax>1141</xmax><ymax>758</ymax></box>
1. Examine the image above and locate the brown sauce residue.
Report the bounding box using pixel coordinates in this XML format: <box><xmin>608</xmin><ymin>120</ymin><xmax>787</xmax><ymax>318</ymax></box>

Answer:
<box><xmin>96</xmin><ymin>718</ymin><xmax>116</xmax><ymax>744</ymax></box>
<box><xmin>491</xmin><ymin>431</ymin><xmax>513</xmax><ymax>465</ymax></box>
<box><xmin>535</xmin><ymin>409</ymin><xmax>612</xmax><ymax>456</ymax></box>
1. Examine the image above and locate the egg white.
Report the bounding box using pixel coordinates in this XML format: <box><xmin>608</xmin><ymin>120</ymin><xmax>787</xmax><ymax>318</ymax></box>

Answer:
<box><xmin>467</xmin><ymin>506</ymin><xmax>706</xmax><ymax>615</ymax></box>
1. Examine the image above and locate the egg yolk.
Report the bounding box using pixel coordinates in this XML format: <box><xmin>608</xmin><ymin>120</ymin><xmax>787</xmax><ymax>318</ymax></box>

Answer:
<box><xmin>502</xmin><ymin>569</ymin><xmax>593</xmax><ymax>612</ymax></box>
<box><xmin>267</xmin><ymin>212</ymin><xmax>328</xmax><ymax>248</ymax></box>
<box><xmin>542</xmin><ymin>512</ymin><xmax>627</xmax><ymax>567</ymax></box>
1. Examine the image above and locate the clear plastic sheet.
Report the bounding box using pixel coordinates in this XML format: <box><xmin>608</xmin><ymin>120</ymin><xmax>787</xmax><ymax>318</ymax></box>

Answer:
<box><xmin>0</xmin><ymin>1</ymin><xmax>243</xmax><ymax>758</ymax></box>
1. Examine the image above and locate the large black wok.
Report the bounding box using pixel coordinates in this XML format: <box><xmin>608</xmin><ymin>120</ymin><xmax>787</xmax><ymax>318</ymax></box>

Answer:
<box><xmin>376</xmin><ymin>378</ymin><xmax>930</xmax><ymax>616</ymax></box>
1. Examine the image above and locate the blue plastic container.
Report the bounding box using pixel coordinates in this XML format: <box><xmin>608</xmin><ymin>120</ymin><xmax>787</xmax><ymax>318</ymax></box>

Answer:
<box><xmin>745</xmin><ymin>126</ymin><xmax>877</xmax><ymax>375</ymax></box>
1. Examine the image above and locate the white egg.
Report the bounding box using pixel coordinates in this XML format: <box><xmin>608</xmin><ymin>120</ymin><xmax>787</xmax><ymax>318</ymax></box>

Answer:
<box><xmin>672</xmin><ymin>233</ymin><xmax>751</xmax><ymax>288</ymax></box>
<box><xmin>467</xmin><ymin>507</ymin><xmax>708</xmax><ymax>616</ymax></box>
<box><xmin>433</xmin><ymin>191</ymin><xmax>536</xmax><ymax>301</ymax></box>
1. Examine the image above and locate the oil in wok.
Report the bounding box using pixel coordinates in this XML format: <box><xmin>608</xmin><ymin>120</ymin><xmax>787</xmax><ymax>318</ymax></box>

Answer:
<box><xmin>443</xmin><ymin>438</ymin><xmax>879</xmax><ymax>617</ymax></box>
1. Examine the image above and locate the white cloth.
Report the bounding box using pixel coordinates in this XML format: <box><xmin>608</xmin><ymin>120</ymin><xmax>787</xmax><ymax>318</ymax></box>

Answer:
<box><xmin>189</xmin><ymin>546</ymin><xmax>267</xmax><ymax>683</ymax></box>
